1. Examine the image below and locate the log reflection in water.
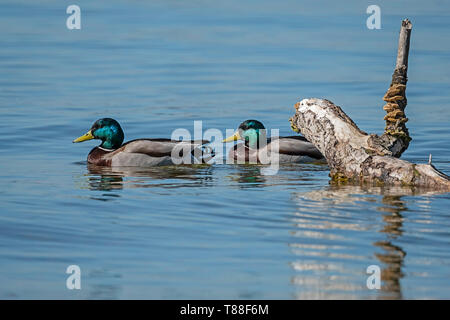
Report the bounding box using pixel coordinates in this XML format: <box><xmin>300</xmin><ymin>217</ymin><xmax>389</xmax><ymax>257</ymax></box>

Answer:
<box><xmin>289</xmin><ymin>185</ymin><xmax>437</xmax><ymax>299</ymax></box>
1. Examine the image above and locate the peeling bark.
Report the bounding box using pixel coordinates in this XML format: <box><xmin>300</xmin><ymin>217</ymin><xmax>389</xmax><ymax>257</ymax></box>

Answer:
<box><xmin>290</xmin><ymin>98</ymin><xmax>450</xmax><ymax>189</ymax></box>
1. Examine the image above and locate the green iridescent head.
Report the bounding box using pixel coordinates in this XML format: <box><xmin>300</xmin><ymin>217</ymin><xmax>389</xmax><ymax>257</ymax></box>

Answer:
<box><xmin>223</xmin><ymin>119</ymin><xmax>266</xmax><ymax>149</ymax></box>
<box><xmin>73</xmin><ymin>118</ymin><xmax>124</xmax><ymax>150</ymax></box>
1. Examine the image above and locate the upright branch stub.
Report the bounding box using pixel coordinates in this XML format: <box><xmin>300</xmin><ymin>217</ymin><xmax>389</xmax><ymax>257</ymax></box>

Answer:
<box><xmin>381</xmin><ymin>19</ymin><xmax>412</xmax><ymax>157</ymax></box>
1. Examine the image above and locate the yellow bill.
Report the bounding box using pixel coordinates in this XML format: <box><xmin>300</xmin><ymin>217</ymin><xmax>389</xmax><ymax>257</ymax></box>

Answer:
<box><xmin>222</xmin><ymin>131</ymin><xmax>241</xmax><ymax>143</ymax></box>
<box><xmin>73</xmin><ymin>130</ymin><xmax>94</xmax><ymax>143</ymax></box>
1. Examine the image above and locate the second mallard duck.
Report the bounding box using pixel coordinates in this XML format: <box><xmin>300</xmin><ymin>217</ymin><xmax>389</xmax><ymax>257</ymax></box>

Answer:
<box><xmin>223</xmin><ymin>120</ymin><xmax>324</xmax><ymax>163</ymax></box>
<box><xmin>73</xmin><ymin>118</ymin><xmax>213</xmax><ymax>166</ymax></box>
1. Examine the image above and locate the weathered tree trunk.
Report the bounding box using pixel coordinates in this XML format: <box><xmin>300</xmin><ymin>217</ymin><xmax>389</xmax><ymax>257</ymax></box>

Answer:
<box><xmin>289</xmin><ymin>19</ymin><xmax>450</xmax><ymax>190</ymax></box>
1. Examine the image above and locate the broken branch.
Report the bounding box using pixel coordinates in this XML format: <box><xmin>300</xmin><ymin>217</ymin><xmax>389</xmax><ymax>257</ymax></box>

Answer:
<box><xmin>289</xmin><ymin>20</ymin><xmax>450</xmax><ymax>189</ymax></box>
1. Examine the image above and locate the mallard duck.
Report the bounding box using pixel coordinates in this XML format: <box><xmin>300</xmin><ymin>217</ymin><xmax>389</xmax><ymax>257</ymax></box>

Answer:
<box><xmin>73</xmin><ymin>118</ymin><xmax>213</xmax><ymax>166</ymax></box>
<box><xmin>223</xmin><ymin>120</ymin><xmax>324</xmax><ymax>163</ymax></box>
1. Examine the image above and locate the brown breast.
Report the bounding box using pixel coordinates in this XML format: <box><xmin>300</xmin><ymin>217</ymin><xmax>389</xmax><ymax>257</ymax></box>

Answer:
<box><xmin>229</xmin><ymin>143</ymin><xmax>260</xmax><ymax>163</ymax></box>
<box><xmin>87</xmin><ymin>147</ymin><xmax>113</xmax><ymax>166</ymax></box>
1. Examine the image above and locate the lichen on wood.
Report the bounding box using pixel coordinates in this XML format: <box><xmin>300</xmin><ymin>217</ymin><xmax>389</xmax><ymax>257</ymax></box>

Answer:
<box><xmin>380</xmin><ymin>19</ymin><xmax>413</xmax><ymax>158</ymax></box>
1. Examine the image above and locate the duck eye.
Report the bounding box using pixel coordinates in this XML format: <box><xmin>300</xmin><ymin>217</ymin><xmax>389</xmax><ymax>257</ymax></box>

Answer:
<box><xmin>91</xmin><ymin>123</ymin><xmax>101</xmax><ymax>131</ymax></box>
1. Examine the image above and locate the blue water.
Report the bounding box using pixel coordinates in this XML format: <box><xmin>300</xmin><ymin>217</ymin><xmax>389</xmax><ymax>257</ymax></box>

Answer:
<box><xmin>0</xmin><ymin>0</ymin><xmax>449</xmax><ymax>299</ymax></box>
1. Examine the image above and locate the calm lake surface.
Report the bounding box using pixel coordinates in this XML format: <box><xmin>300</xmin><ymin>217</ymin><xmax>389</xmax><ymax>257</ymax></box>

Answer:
<box><xmin>0</xmin><ymin>0</ymin><xmax>449</xmax><ymax>299</ymax></box>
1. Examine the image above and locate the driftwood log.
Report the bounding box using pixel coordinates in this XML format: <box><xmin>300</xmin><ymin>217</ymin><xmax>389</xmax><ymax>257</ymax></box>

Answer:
<box><xmin>290</xmin><ymin>19</ymin><xmax>450</xmax><ymax>190</ymax></box>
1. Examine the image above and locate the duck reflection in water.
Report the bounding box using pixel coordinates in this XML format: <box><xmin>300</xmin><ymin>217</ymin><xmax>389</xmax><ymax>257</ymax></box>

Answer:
<box><xmin>85</xmin><ymin>163</ymin><xmax>214</xmax><ymax>192</ymax></box>
<box><xmin>226</xmin><ymin>165</ymin><xmax>267</xmax><ymax>189</ymax></box>
<box><xmin>87</xmin><ymin>165</ymin><xmax>124</xmax><ymax>192</ymax></box>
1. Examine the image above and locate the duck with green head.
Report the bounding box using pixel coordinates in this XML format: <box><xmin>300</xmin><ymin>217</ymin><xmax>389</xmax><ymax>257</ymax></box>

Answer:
<box><xmin>73</xmin><ymin>118</ymin><xmax>213</xmax><ymax>166</ymax></box>
<box><xmin>223</xmin><ymin>120</ymin><xmax>324</xmax><ymax>163</ymax></box>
